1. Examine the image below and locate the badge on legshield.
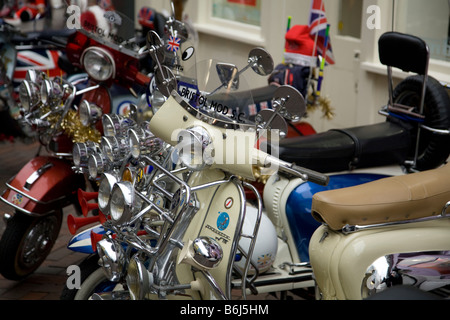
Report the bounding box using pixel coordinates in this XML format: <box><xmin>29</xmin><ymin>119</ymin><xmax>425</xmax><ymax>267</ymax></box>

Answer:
<box><xmin>217</xmin><ymin>212</ymin><xmax>230</xmax><ymax>231</ymax></box>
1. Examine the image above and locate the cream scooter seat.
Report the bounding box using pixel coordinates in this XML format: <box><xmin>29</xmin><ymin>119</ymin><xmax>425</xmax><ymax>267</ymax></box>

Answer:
<box><xmin>311</xmin><ymin>163</ymin><xmax>450</xmax><ymax>231</ymax></box>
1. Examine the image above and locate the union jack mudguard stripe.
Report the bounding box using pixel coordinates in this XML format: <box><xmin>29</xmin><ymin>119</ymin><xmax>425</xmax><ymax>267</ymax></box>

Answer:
<box><xmin>67</xmin><ymin>224</ymin><xmax>105</xmax><ymax>254</ymax></box>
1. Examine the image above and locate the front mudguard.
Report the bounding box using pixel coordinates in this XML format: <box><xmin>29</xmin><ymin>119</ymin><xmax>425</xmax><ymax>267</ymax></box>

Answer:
<box><xmin>1</xmin><ymin>156</ymin><xmax>85</xmax><ymax>217</ymax></box>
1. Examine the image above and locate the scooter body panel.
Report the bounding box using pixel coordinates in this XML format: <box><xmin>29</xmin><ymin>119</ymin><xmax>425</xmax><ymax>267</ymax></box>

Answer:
<box><xmin>68</xmin><ymin>224</ymin><xmax>106</xmax><ymax>254</ymax></box>
<box><xmin>309</xmin><ymin>218</ymin><xmax>450</xmax><ymax>300</ymax></box>
<box><xmin>285</xmin><ymin>173</ymin><xmax>389</xmax><ymax>262</ymax></box>
<box><xmin>176</xmin><ymin>170</ymin><xmax>241</xmax><ymax>300</ymax></box>
<box><xmin>1</xmin><ymin>156</ymin><xmax>85</xmax><ymax>216</ymax></box>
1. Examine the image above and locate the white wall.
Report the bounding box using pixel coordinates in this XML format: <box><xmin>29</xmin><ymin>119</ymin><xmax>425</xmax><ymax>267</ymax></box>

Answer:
<box><xmin>135</xmin><ymin>0</ymin><xmax>450</xmax><ymax>133</ymax></box>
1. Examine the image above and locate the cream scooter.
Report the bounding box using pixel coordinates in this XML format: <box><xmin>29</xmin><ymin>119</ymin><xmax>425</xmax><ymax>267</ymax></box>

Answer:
<box><xmin>309</xmin><ymin>164</ymin><xmax>450</xmax><ymax>300</ymax></box>
<box><xmin>62</xmin><ymin>30</ymin><xmax>330</xmax><ymax>299</ymax></box>
<box><xmin>307</xmin><ymin>31</ymin><xmax>450</xmax><ymax>300</ymax></box>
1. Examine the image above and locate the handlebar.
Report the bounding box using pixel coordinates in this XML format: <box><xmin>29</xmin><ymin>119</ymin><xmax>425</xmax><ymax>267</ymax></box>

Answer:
<box><xmin>262</xmin><ymin>154</ymin><xmax>330</xmax><ymax>186</ymax></box>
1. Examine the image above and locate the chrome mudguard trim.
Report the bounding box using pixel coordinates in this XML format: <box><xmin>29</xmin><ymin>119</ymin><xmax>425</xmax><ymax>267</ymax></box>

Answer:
<box><xmin>0</xmin><ymin>195</ymin><xmax>57</xmax><ymax>217</ymax></box>
<box><xmin>5</xmin><ymin>182</ymin><xmax>66</xmax><ymax>205</ymax></box>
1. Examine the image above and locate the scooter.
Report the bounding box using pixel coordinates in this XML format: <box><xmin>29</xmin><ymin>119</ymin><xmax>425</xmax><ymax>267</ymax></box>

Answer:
<box><xmin>280</xmin><ymin>31</ymin><xmax>450</xmax><ymax>300</ymax></box>
<box><xmin>60</xmin><ymin>32</ymin><xmax>450</xmax><ymax>300</ymax></box>
<box><xmin>309</xmin><ymin>163</ymin><xmax>450</xmax><ymax>300</ymax></box>
<box><xmin>0</xmin><ymin>9</ymin><xmax>152</xmax><ymax>280</ymax></box>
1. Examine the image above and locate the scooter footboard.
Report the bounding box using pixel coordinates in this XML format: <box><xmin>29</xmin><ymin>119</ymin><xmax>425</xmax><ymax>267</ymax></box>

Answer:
<box><xmin>1</xmin><ymin>156</ymin><xmax>85</xmax><ymax>216</ymax></box>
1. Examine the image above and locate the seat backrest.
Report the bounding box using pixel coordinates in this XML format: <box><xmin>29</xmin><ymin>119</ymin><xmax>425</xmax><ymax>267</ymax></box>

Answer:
<box><xmin>378</xmin><ymin>32</ymin><xmax>429</xmax><ymax>75</ymax></box>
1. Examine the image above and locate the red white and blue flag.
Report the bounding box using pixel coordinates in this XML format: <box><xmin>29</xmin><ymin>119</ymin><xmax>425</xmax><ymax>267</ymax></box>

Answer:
<box><xmin>309</xmin><ymin>0</ymin><xmax>335</xmax><ymax>65</ymax></box>
<box><xmin>138</xmin><ymin>6</ymin><xmax>155</xmax><ymax>29</ymax></box>
<box><xmin>166</xmin><ymin>35</ymin><xmax>181</xmax><ymax>53</ymax></box>
<box><xmin>13</xmin><ymin>49</ymin><xmax>63</xmax><ymax>85</ymax></box>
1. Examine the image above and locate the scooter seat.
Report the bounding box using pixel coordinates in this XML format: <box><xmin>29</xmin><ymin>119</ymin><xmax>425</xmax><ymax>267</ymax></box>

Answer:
<box><xmin>311</xmin><ymin>163</ymin><xmax>450</xmax><ymax>231</ymax></box>
<box><xmin>11</xmin><ymin>28</ymin><xmax>76</xmax><ymax>45</ymax></box>
<box><xmin>267</xmin><ymin>121</ymin><xmax>411</xmax><ymax>173</ymax></box>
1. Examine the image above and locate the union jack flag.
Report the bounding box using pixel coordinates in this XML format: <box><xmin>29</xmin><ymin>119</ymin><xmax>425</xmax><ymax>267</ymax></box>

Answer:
<box><xmin>309</xmin><ymin>0</ymin><xmax>335</xmax><ymax>65</ymax></box>
<box><xmin>13</xmin><ymin>49</ymin><xmax>63</xmax><ymax>86</ymax></box>
<box><xmin>166</xmin><ymin>35</ymin><xmax>181</xmax><ymax>53</ymax></box>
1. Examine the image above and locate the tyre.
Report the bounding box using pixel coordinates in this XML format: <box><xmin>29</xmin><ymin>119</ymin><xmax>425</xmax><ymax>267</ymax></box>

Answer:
<box><xmin>60</xmin><ymin>254</ymin><xmax>115</xmax><ymax>300</ymax></box>
<box><xmin>391</xmin><ymin>75</ymin><xmax>450</xmax><ymax>171</ymax></box>
<box><xmin>0</xmin><ymin>210</ymin><xmax>62</xmax><ymax>280</ymax></box>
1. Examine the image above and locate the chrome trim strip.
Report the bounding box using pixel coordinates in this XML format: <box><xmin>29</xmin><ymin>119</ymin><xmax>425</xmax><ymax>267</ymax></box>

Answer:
<box><xmin>24</xmin><ymin>162</ymin><xmax>53</xmax><ymax>191</ymax></box>
<box><xmin>5</xmin><ymin>182</ymin><xmax>67</xmax><ymax>205</ymax></box>
<box><xmin>420</xmin><ymin>125</ymin><xmax>450</xmax><ymax>135</ymax></box>
<box><xmin>0</xmin><ymin>195</ymin><xmax>57</xmax><ymax>217</ymax></box>
<box><xmin>342</xmin><ymin>212</ymin><xmax>450</xmax><ymax>234</ymax></box>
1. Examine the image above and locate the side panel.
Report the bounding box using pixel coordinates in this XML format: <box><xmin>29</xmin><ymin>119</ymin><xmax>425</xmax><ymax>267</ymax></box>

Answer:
<box><xmin>285</xmin><ymin>173</ymin><xmax>389</xmax><ymax>262</ymax></box>
<box><xmin>310</xmin><ymin>219</ymin><xmax>450</xmax><ymax>300</ymax></box>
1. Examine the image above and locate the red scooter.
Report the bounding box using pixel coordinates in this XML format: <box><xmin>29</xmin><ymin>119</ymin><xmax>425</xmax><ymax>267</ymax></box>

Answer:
<box><xmin>0</xmin><ymin>9</ymin><xmax>152</xmax><ymax>280</ymax></box>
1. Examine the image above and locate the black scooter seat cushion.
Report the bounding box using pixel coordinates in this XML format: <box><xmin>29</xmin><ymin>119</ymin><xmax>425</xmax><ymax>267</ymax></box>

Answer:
<box><xmin>266</xmin><ymin>121</ymin><xmax>410</xmax><ymax>173</ymax></box>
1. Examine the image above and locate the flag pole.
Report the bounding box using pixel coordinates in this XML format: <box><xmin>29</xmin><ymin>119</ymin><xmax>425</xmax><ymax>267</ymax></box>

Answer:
<box><xmin>316</xmin><ymin>23</ymin><xmax>330</xmax><ymax>99</ymax></box>
<box><xmin>282</xmin><ymin>16</ymin><xmax>292</xmax><ymax>64</ymax></box>
<box><xmin>307</xmin><ymin>0</ymin><xmax>324</xmax><ymax>104</ymax></box>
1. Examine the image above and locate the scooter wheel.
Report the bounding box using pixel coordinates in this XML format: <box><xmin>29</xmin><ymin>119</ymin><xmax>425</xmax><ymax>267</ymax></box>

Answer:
<box><xmin>0</xmin><ymin>210</ymin><xmax>62</xmax><ymax>280</ymax></box>
<box><xmin>60</xmin><ymin>254</ymin><xmax>115</xmax><ymax>300</ymax></box>
<box><xmin>391</xmin><ymin>75</ymin><xmax>450</xmax><ymax>171</ymax></box>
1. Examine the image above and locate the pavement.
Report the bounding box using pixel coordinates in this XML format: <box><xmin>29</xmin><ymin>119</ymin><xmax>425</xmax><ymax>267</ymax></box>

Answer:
<box><xmin>0</xmin><ymin>139</ymin><xmax>86</xmax><ymax>300</ymax></box>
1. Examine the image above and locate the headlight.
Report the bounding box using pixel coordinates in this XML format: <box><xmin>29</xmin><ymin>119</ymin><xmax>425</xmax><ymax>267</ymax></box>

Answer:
<box><xmin>88</xmin><ymin>152</ymin><xmax>107</xmax><ymax>179</ymax></box>
<box><xmin>19</xmin><ymin>80</ymin><xmax>40</xmax><ymax>112</ymax></box>
<box><xmin>98</xmin><ymin>173</ymin><xmax>118</xmax><ymax>213</ymax></box>
<box><xmin>40</xmin><ymin>79</ymin><xmax>63</xmax><ymax>108</ymax></box>
<box><xmin>101</xmin><ymin>136</ymin><xmax>129</xmax><ymax>162</ymax></box>
<box><xmin>102</xmin><ymin>114</ymin><xmax>120</xmax><ymax>137</ymax></box>
<box><xmin>126</xmin><ymin>254</ymin><xmax>152</xmax><ymax>300</ymax></box>
<box><xmin>101</xmin><ymin>136</ymin><xmax>118</xmax><ymax>162</ymax></box>
<box><xmin>73</xmin><ymin>141</ymin><xmax>99</xmax><ymax>168</ymax></box>
<box><xmin>128</xmin><ymin>127</ymin><xmax>163</xmax><ymax>159</ymax></box>
<box><xmin>79</xmin><ymin>100</ymin><xmax>102</xmax><ymax>126</ymax></box>
<box><xmin>128</xmin><ymin>129</ymin><xmax>142</xmax><ymax>159</ymax></box>
<box><xmin>110</xmin><ymin>181</ymin><xmax>136</xmax><ymax>225</ymax></box>
<box><xmin>97</xmin><ymin>237</ymin><xmax>125</xmax><ymax>282</ymax></box>
<box><xmin>81</xmin><ymin>47</ymin><xmax>115</xmax><ymax>82</ymax></box>
<box><xmin>102</xmin><ymin>114</ymin><xmax>135</xmax><ymax>137</ymax></box>
<box><xmin>175</xmin><ymin>126</ymin><xmax>214</xmax><ymax>171</ymax></box>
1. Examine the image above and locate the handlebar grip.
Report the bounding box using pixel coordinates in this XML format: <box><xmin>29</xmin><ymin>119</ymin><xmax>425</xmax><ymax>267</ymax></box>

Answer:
<box><xmin>258</xmin><ymin>153</ymin><xmax>329</xmax><ymax>186</ymax></box>
<box><xmin>291</xmin><ymin>164</ymin><xmax>330</xmax><ymax>186</ymax></box>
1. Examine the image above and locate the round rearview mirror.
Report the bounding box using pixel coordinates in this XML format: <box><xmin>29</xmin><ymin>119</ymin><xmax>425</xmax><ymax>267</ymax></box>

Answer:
<box><xmin>146</xmin><ymin>31</ymin><xmax>165</xmax><ymax>62</ymax></box>
<box><xmin>255</xmin><ymin>109</ymin><xmax>288</xmax><ymax>138</ymax></box>
<box><xmin>155</xmin><ymin>65</ymin><xmax>177</xmax><ymax>97</ymax></box>
<box><xmin>273</xmin><ymin>85</ymin><xmax>306</xmax><ymax>121</ymax></box>
<box><xmin>248</xmin><ymin>47</ymin><xmax>274</xmax><ymax>76</ymax></box>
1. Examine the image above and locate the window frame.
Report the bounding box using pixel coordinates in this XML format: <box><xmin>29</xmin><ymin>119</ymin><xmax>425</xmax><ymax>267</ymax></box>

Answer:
<box><xmin>193</xmin><ymin>0</ymin><xmax>275</xmax><ymax>47</ymax></box>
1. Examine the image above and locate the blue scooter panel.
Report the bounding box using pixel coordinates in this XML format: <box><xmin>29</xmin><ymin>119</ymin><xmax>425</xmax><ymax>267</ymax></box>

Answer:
<box><xmin>286</xmin><ymin>173</ymin><xmax>389</xmax><ymax>262</ymax></box>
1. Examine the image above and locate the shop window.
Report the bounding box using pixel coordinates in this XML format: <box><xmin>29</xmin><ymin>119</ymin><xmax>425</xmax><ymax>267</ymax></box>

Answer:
<box><xmin>338</xmin><ymin>0</ymin><xmax>363</xmax><ymax>38</ymax></box>
<box><xmin>395</xmin><ymin>0</ymin><xmax>450</xmax><ymax>62</ymax></box>
<box><xmin>212</xmin><ymin>0</ymin><xmax>261</xmax><ymax>26</ymax></box>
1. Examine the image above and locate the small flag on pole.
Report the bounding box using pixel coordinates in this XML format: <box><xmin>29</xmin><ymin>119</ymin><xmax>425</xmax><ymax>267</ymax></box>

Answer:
<box><xmin>309</xmin><ymin>0</ymin><xmax>335</xmax><ymax>65</ymax></box>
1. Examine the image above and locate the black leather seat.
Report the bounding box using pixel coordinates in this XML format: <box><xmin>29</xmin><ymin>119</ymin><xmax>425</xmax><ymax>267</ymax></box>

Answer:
<box><xmin>264</xmin><ymin>121</ymin><xmax>411</xmax><ymax>173</ymax></box>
